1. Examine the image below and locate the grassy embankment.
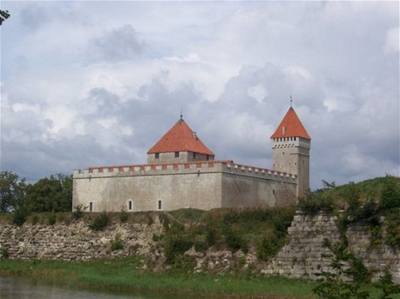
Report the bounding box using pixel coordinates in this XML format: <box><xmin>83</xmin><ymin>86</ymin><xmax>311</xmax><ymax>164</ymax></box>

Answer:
<box><xmin>0</xmin><ymin>257</ymin><xmax>317</xmax><ymax>299</ymax></box>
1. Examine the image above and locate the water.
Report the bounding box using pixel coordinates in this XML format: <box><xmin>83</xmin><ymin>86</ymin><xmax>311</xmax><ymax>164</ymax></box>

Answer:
<box><xmin>0</xmin><ymin>276</ymin><xmax>193</xmax><ymax>299</ymax></box>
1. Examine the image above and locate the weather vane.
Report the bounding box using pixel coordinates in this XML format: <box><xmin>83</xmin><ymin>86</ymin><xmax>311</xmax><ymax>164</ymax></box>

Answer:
<box><xmin>290</xmin><ymin>96</ymin><xmax>293</xmax><ymax>107</ymax></box>
<box><xmin>0</xmin><ymin>9</ymin><xmax>10</xmax><ymax>26</ymax></box>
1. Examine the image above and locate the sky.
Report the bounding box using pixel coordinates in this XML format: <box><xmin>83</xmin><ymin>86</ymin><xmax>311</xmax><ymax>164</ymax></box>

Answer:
<box><xmin>0</xmin><ymin>1</ymin><xmax>399</xmax><ymax>189</ymax></box>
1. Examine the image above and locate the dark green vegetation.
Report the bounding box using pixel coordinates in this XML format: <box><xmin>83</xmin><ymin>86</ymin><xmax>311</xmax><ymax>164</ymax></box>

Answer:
<box><xmin>0</xmin><ymin>171</ymin><xmax>72</xmax><ymax>225</ymax></box>
<box><xmin>299</xmin><ymin>176</ymin><xmax>400</xmax><ymax>249</ymax></box>
<box><xmin>158</xmin><ymin>207</ymin><xmax>294</xmax><ymax>266</ymax></box>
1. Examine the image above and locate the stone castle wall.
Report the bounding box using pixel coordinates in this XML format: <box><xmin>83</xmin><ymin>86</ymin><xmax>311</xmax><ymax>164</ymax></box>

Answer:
<box><xmin>73</xmin><ymin>161</ymin><xmax>297</xmax><ymax>212</ymax></box>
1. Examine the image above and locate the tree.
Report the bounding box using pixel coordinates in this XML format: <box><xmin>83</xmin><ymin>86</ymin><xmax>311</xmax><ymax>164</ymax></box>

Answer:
<box><xmin>25</xmin><ymin>174</ymin><xmax>72</xmax><ymax>212</ymax></box>
<box><xmin>0</xmin><ymin>171</ymin><xmax>26</xmax><ymax>212</ymax></box>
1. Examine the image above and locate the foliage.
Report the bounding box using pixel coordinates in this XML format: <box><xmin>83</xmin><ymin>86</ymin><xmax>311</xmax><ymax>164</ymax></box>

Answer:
<box><xmin>223</xmin><ymin>227</ymin><xmax>248</xmax><ymax>253</ymax></box>
<box><xmin>25</xmin><ymin>174</ymin><xmax>72</xmax><ymax>213</ymax></box>
<box><xmin>385</xmin><ymin>210</ymin><xmax>400</xmax><ymax>248</ymax></box>
<box><xmin>88</xmin><ymin>213</ymin><xmax>109</xmax><ymax>231</ymax></box>
<box><xmin>164</xmin><ymin>233</ymin><xmax>193</xmax><ymax>264</ymax></box>
<box><xmin>313</xmin><ymin>239</ymin><xmax>370</xmax><ymax>299</ymax></box>
<box><xmin>374</xmin><ymin>270</ymin><xmax>400</xmax><ymax>299</ymax></box>
<box><xmin>257</xmin><ymin>232</ymin><xmax>284</xmax><ymax>261</ymax></box>
<box><xmin>12</xmin><ymin>206</ymin><xmax>28</xmax><ymax>226</ymax></box>
<box><xmin>298</xmin><ymin>191</ymin><xmax>335</xmax><ymax>215</ymax></box>
<box><xmin>380</xmin><ymin>176</ymin><xmax>400</xmax><ymax>210</ymax></box>
<box><xmin>119</xmin><ymin>210</ymin><xmax>129</xmax><ymax>223</ymax></box>
<box><xmin>111</xmin><ymin>234</ymin><xmax>124</xmax><ymax>251</ymax></box>
<box><xmin>0</xmin><ymin>247</ymin><xmax>9</xmax><ymax>259</ymax></box>
<box><xmin>72</xmin><ymin>205</ymin><xmax>84</xmax><ymax>220</ymax></box>
<box><xmin>47</xmin><ymin>213</ymin><xmax>56</xmax><ymax>225</ymax></box>
<box><xmin>0</xmin><ymin>171</ymin><xmax>26</xmax><ymax>213</ymax></box>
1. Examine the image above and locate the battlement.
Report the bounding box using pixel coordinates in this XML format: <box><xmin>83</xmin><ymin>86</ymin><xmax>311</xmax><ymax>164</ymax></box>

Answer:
<box><xmin>73</xmin><ymin>160</ymin><xmax>296</xmax><ymax>183</ymax></box>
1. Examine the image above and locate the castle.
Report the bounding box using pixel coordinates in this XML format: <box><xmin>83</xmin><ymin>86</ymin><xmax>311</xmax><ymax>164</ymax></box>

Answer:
<box><xmin>72</xmin><ymin>107</ymin><xmax>311</xmax><ymax>212</ymax></box>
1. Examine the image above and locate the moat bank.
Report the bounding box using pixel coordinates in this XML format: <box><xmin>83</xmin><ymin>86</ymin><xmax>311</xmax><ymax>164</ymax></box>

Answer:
<box><xmin>0</xmin><ymin>258</ymin><xmax>316</xmax><ymax>299</ymax></box>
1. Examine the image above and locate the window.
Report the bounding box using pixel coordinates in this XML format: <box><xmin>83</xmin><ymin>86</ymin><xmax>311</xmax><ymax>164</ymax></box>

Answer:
<box><xmin>128</xmin><ymin>200</ymin><xmax>133</xmax><ymax>211</ymax></box>
<box><xmin>192</xmin><ymin>152</ymin><xmax>196</xmax><ymax>159</ymax></box>
<box><xmin>206</xmin><ymin>155</ymin><xmax>209</xmax><ymax>161</ymax></box>
<box><xmin>158</xmin><ymin>200</ymin><xmax>162</xmax><ymax>210</ymax></box>
<box><xmin>89</xmin><ymin>202</ymin><xmax>93</xmax><ymax>212</ymax></box>
<box><xmin>175</xmin><ymin>152</ymin><xmax>179</xmax><ymax>158</ymax></box>
<box><xmin>155</xmin><ymin>153</ymin><xmax>159</xmax><ymax>159</ymax></box>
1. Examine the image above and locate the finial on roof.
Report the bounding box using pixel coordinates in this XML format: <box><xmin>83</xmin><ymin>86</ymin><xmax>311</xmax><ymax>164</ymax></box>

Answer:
<box><xmin>290</xmin><ymin>96</ymin><xmax>293</xmax><ymax>108</ymax></box>
<box><xmin>180</xmin><ymin>108</ymin><xmax>183</xmax><ymax>121</ymax></box>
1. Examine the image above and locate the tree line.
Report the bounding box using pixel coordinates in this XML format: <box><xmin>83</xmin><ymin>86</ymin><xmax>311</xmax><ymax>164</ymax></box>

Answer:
<box><xmin>0</xmin><ymin>171</ymin><xmax>72</xmax><ymax>215</ymax></box>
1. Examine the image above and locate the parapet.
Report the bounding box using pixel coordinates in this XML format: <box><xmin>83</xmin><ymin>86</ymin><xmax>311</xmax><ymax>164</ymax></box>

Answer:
<box><xmin>73</xmin><ymin>160</ymin><xmax>297</xmax><ymax>183</ymax></box>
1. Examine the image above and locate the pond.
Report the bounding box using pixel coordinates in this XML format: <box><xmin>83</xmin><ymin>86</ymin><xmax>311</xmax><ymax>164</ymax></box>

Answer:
<box><xmin>0</xmin><ymin>276</ymin><xmax>201</xmax><ymax>299</ymax></box>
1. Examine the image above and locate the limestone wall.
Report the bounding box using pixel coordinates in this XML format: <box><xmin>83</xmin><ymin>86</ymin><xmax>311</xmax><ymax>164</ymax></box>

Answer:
<box><xmin>0</xmin><ymin>220</ymin><xmax>163</xmax><ymax>261</ymax></box>
<box><xmin>261</xmin><ymin>213</ymin><xmax>400</xmax><ymax>283</ymax></box>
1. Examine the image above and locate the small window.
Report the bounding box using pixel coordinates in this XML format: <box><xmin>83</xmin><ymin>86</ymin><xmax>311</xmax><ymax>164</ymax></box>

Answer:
<box><xmin>155</xmin><ymin>153</ymin><xmax>160</xmax><ymax>159</ymax></box>
<box><xmin>89</xmin><ymin>202</ymin><xmax>93</xmax><ymax>212</ymax></box>
<box><xmin>206</xmin><ymin>155</ymin><xmax>209</xmax><ymax>161</ymax></box>
<box><xmin>128</xmin><ymin>200</ymin><xmax>133</xmax><ymax>211</ymax></box>
<box><xmin>175</xmin><ymin>152</ymin><xmax>179</xmax><ymax>158</ymax></box>
<box><xmin>158</xmin><ymin>200</ymin><xmax>162</xmax><ymax>210</ymax></box>
<box><xmin>192</xmin><ymin>152</ymin><xmax>196</xmax><ymax>159</ymax></box>
<box><xmin>273</xmin><ymin>189</ymin><xmax>276</xmax><ymax>195</ymax></box>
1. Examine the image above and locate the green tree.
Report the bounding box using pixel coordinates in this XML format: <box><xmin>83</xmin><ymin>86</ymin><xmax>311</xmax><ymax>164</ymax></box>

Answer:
<box><xmin>25</xmin><ymin>174</ymin><xmax>72</xmax><ymax>212</ymax></box>
<box><xmin>381</xmin><ymin>176</ymin><xmax>400</xmax><ymax>210</ymax></box>
<box><xmin>0</xmin><ymin>171</ymin><xmax>26</xmax><ymax>212</ymax></box>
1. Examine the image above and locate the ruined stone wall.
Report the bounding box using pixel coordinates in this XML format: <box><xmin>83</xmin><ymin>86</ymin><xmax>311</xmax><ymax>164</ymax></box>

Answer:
<box><xmin>261</xmin><ymin>213</ymin><xmax>400</xmax><ymax>283</ymax></box>
<box><xmin>0</xmin><ymin>220</ymin><xmax>163</xmax><ymax>261</ymax></box>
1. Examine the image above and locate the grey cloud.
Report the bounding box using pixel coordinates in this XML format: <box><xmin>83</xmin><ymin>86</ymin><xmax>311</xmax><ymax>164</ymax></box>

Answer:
<box><xmin>89</xmin><ymin>25</ymin><xmax>145</xmax><ymax>63</ymax></box>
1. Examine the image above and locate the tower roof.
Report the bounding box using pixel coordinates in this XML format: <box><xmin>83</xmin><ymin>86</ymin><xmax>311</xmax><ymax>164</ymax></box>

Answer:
<box><xmin>147</xmin><ymin>118</ymin><xmax>214</xmax><ymax>155</ymax></box>
<box><xmin>271</xmin><ymin>107</ymin><xmax>311</xmax><ymax>140</ymax></box>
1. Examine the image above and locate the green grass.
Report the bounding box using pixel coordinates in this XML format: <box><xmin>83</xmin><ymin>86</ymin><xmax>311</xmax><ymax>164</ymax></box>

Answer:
<box><xmin>0</xmin><ymin>257</ymin><xmax>316</xmax><ymax>299</ymax></box>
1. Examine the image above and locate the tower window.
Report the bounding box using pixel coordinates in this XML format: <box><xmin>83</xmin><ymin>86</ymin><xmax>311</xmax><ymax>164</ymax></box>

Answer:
<box><xmin>128</xmin><ymin>200</ymin><xmax>133</xmax><ymax>211</ymax></box>
<box><xmin>89</xmin><ymin>202</ymin><xmax>93</xmax><ymax>212</ymax></box>
<box><xmin>175</xmin><ymin>152</ymin><xmax>179</xmax><ymax>158</ymax></box>
<box><xmin>158</xmin><ymin>200</ymin><xmax>162</xmax><ymax>210</ymax></box>
<box><xmin>155</xmin><ymin>153</ymin><xmax>160</xmax><ymax>159</ymax></box>
<box><xmin>192</xmin><ymin>152</ymin><xmax>197</xmax><ymax>159</ymax></box>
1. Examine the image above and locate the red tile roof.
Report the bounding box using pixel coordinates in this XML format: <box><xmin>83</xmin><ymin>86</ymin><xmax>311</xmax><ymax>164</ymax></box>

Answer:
<box><xmin>271</xmin><ymin>107</ymin><xmax>311</xmax><ymax>140</ymax></box>
<box><xmin>147</xmin><ymin>119</ymin><xmax>215</xmax><ymax>155</ymax></box>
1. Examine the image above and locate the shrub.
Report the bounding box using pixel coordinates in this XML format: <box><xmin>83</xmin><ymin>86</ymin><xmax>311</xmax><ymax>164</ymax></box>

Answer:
<box><xmin>111</xmin><ymin>234</ymin><xmax>124</xmax><ymax>251</ymax></box>
<box><xmin>119</xmin><ymin>210</ymin><xmax>129</xmax><ymax>223</ymax></box>
<box><xmin>380</xmin><ymin>176</ymin><xmax>400</xmax><ymax>210</ymax></box>
<box><xmin>297</xmin><ymin>192</ymin><xmax>334</xmax><ymax>215</ymax></box>
<box><xmin>205</xmin><ymin>225</ymin><xmax>216</xmax><ymax>247</ymax></box>
<box><xmin>385</xmin><ymin>210</ymin><xmax>400</xmax><ymax>248</ymax></box>
<box><xmin>72</xmin><ymin>205</ymin><xmax>84</xmax><ymax>220</ymax></box>
<box><xmin>164</xmin><ymin>234</ymin><xmax>193</xmax><ymax>263</ymax></box>
<box><xmin>0</xmin><ymin>247</ymin><xmax>9</xmax><ymax>259</ymax></box>
<box><xmin>257</xmin><ymin>233</ymin><xmax>283</xmax><ymax>261</ymax></box>
<box><xmin>31</xmin><ymin>215</ymin><xmax>39</xmax><ymax>225</ymax></box>
<box><xmin>12</xmin><ymin>207</ymin><xmax>28</xmax><ymax>226</ymax></box>
<box><xmin>223</xmin><ymin>227</ymin><xmax>248</xmax><ymax>253</ymax></box>
<box><xmin>89</xmin><ymin>212</ymin><xmax>109</xmax><ymax>231</ymax></box>
<box><xmin>47</xmin><ymin>213</ymin><xmax>56</xmax><ymax>225</ymax></box>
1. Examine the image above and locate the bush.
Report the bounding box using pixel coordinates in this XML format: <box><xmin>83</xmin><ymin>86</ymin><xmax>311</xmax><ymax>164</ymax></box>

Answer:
<box><xmin>12</xmin><ymin>207</ymin><xmax>28</xmax><ymax>226</ymax></box>
<box><xmin>31</xmin><ymin>215</ymin><xmax>39</xmax><ymax>225</ymax></box>
<box><xmin>385</xmin><ymin>210</ymin><xmax>400</xmax><ymax>248</ymax></box>
<box><xmin>119</xmin><ymin>210</ymin><xmax>129</xmax><ymax>223</ymax></box>
<box><xmin>257</xmin><ymin>233</ymin><xmax>283</xmax><ymax>261</ymax></box>
<box><xmin>89</xmin><ymin>213</ymin><xmax>109</xmax><ymax>231</ymax></box>
<box><xmin>298</xmin><ymin>192</ymin><xmax>334</xmax><ymax>215</ymax></box>
<box><xmin>164</xmin><ymin>234</ymin><xmax>193</xmax><ymax>263</ymax></box>
<box><xmin>380</xmin><ymin>176</ymin><xmax>400</xmax><ymax>210</ymax></box>
<box><xmin>47</xmin><ymin>213</ymin><xmax>56</xmax><ymax>225</ymax></box>
<box><xmin>72</xmin><ymin>205</ymin><xmax>84</xmax><ymax>220</ymax></box>
<box><xmin>0</xmin><ymin>247</ymin><xmax>9</xmax><ymax>259</ymax></box>
<box><xmin>223</xmin><ymin>227</ymin><xmax>248</xmax><ymax>253</ymax></box>
<box><xmin>111</xmin><ymin>234</ymin><xmax>124</xmax><ymax>251</ymax></box>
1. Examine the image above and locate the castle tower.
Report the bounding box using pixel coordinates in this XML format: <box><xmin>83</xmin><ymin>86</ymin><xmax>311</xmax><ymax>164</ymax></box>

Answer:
<box><xmin>271</xmin><ymin>107</ymin><xmax>311</xmax><ymax>198</ymax></box>
<box><xmin>147</xmin><ymin>116</ymin><xmax>215</xmax><ymax>164</ymax></box>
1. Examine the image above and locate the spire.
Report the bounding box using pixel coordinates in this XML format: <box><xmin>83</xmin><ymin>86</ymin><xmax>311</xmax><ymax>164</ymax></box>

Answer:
<box><xmin>271</xmin><ymin>106</ymin><xmax>311</xmax><ymax>140</ymax></box>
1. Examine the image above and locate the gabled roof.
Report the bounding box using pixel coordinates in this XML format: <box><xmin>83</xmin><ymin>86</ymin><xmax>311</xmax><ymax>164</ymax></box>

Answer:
<box><xmin>271</xmin><ymin>107</ymin><xmax>311</xmax><ymax>140</ymax></box>
<box><xmin>147</xmin><ymin>118</ymin><xmax>214</xmax><ymax>155</ymax></box>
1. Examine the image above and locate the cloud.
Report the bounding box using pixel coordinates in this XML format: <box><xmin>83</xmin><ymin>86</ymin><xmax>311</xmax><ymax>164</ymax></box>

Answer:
<box><xmin>88</xmin><ymin>25</ymin><xmax>145</xmax><ymax>63</ymax></box>
<box><xmin>1</xmin><ymin>1</ymin><xmax>398</xmax><ymax>188</ymax></box>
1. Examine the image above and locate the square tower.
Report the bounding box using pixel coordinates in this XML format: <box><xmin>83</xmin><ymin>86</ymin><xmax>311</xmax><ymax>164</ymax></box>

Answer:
<box><xmin>271</xmin><ymin>107</ymin><xmax>311</xmax><ymax>198</ymax></box>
